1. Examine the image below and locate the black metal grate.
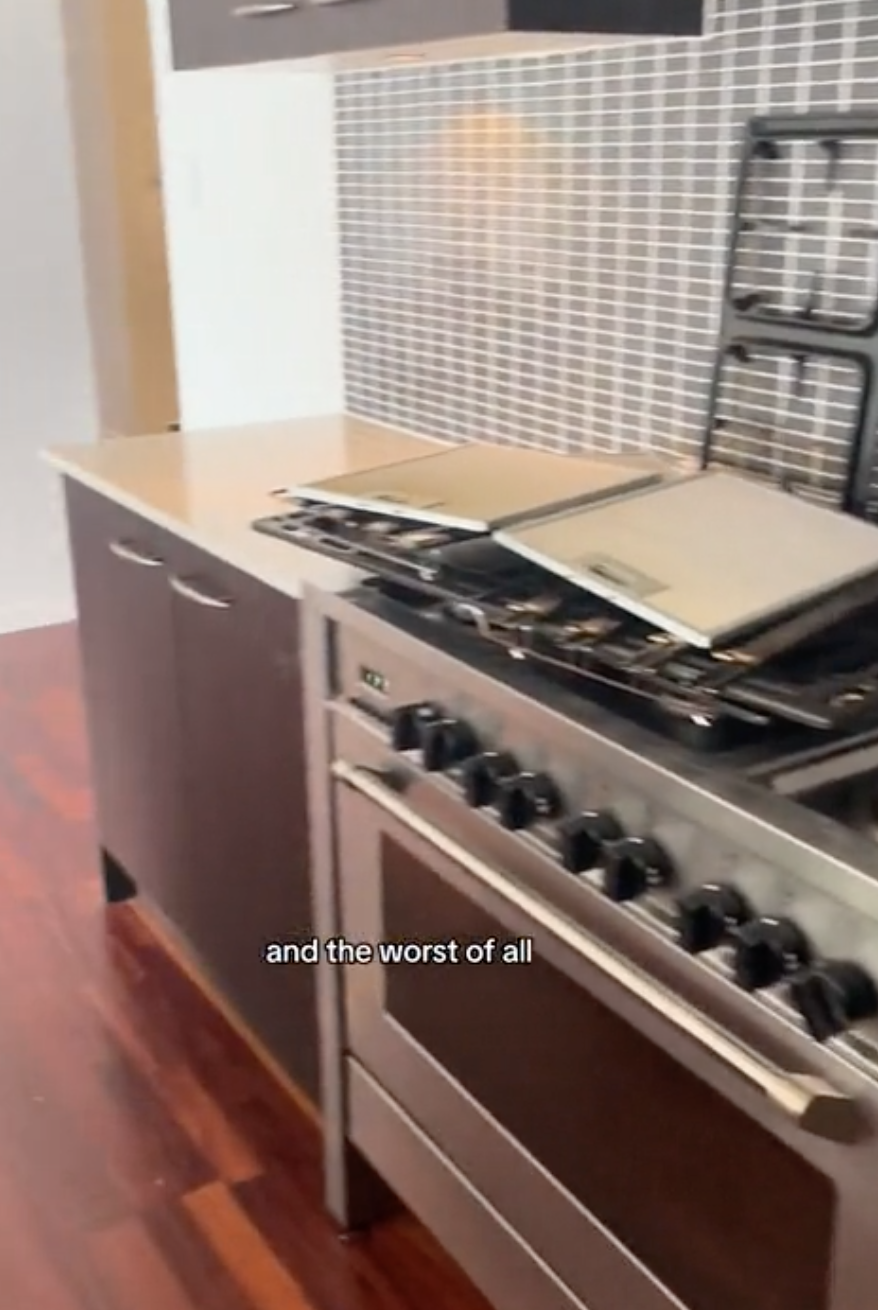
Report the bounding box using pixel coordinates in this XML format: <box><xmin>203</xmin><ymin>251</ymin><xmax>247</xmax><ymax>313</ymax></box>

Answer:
<box><xmin>703</xmin><ymin>112</ymin><xmax>878</xmax><ymax>518</ymax></box>
<box><xmin>708</xmin><ymin>343</ymin><xmax>865</xmax><ymax>505</ymax></box>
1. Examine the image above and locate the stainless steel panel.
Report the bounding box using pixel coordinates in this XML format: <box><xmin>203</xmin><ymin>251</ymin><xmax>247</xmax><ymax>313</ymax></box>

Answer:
<box><xmin>347</xmin><ymin>1060</ymin><xmax>590</xmax><ymax>1310</ymax></box>
<box><xmin>290</xmin><ymin>444</ymin><xmax>665</xmax><ymax>531</ymax></box>
<box><xmin>496</xmin><ymin>471</ymin><xmax>878</xmax><ymax>647</ymax></box>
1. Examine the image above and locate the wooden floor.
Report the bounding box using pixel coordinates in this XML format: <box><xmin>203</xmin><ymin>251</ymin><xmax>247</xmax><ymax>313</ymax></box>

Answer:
<box><xmin>0</xmin><ymin>623</ymin><xmax>491</xmax><ymax>1310</ymax></box>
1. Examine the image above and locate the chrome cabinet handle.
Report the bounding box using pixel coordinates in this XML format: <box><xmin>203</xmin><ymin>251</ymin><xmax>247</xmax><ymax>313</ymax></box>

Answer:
<box><xmin>169</xmin><ymin>576</ymin><xmax>232</xmax><ymax>610</ymax></box>
<box><xmin>232</xmin><ymin>2</ymin><xmax>300</xmax><ymax>16</ymax></box>
<box><xmin>109</xmin><ymin>539</ymin><xmax>164</xmax><ymax>568</ymax></box>
<box><xmin>333</xmin><ymin>760</ymin><xmax>862</xmax><ymax>1145</ymax></box>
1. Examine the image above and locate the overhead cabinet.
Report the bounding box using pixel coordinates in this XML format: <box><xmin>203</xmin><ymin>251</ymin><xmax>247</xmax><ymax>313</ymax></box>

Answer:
<box><xmin>168</xmin><ymin>0</ymin><xmax>704</xmax><ymax>73</ymax></box>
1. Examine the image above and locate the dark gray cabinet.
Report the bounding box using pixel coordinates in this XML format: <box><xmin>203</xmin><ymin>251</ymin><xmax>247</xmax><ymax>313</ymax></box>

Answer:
<box><xmin>65</xmin><ymin>480</ymin><xmax>188</xmax><ymax>912</ymax></box>
<box><xmin>169</xmin><ymin>0</ymin><xmax>703</xmax><ymax>73</ymax></box>
<box><xmin>65</xmin><ymin>480</ymin><xmax>318</xmax><ymax>1099</ymax></box>
<box><xmin>168</xmin><ymin>538</ymin><xmax>318</xmax><ymax>1097</ymax></box>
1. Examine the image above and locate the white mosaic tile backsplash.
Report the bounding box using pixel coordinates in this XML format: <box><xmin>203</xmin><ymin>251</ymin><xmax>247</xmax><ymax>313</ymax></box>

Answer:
<box><xmin>336</xmin><ymin>0</ymin><xmax>878</xmax><ymax>503</ymax></box>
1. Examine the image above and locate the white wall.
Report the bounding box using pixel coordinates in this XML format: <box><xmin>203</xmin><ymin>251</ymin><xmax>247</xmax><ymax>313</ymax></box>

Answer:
<box><xmin>0</xmin><ymin>0</ymin><xmax>98</xmax><ymax>632</ymax></box>
<box><xmin>146</xmin><ymin>0</ymin><xmax>343</xmax><ymax>430</ymax></box>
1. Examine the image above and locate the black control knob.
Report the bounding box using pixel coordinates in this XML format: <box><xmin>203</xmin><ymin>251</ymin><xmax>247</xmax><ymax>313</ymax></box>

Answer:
<box><xmin>461</xmin><ymin>752</ymin><xmax>519</xmax><ymax>808</ymax></box>
<box><xmin>732</xmin><ymin>917</ymin><xmax>811</xmax><ymax>993</ymax></box>
<box><xmin>558</xmin><ymin>811</ymin><xmax>624</xmax><ymax>874</ymax></box>
<box><xmin>497</xmin><ymin>773</ymin><xmax>562</xmax><ymax>831</ymax></box>
<box><xmin>599</xmin><ymin>837</ymin><xmax>672</xmax><ymax>903</ymax></box>
<box><xmin>390</xmin><ymin>702</ymin><xmax>442</xmax><ymax>752</ymax></box>
<box><xmin>420</xmin><ymin>718</ymin><xmax>478</xmax><ymax>773</ymax></box>
<box><xmin>675</xmin><ymin>884</ymin><xmax>753</xmax><ymax>955</ymax></box>
<box><xmin>789</xmin><ymin>962</ymin><xmax>878</xmax><ymax>1043</ymax></box>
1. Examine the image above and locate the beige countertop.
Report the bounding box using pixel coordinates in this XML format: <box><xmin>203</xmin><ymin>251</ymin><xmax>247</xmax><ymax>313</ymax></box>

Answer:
<box><xmin>44</xmin><ymin>414</ymin><xmax>446</xmax><ymax>599</ymax></box>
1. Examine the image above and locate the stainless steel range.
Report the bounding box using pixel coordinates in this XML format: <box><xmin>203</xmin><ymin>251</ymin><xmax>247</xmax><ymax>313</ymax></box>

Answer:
<box><xmin>285</xmin><ymin>107</ymin><xmax>878</xmax><ymax>1308</ymax></box>
<box><xmin>301</xmin><ymin>572</ymin><xmax>878</xmax><ymax>1310</ymax></box>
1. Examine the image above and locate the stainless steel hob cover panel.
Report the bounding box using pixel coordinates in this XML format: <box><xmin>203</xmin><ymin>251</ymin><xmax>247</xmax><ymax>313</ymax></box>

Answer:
<box><xmin>286</xmin><ymin>443</ymin><xmax>666</xmax><ymax>532</ymax></box>
<box><xmin>495</xmin><ymin>470</ymin><xmax>878</xmax><ymax>649</ymax></box>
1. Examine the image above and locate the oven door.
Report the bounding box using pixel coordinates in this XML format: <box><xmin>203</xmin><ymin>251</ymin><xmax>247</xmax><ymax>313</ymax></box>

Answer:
<box><xmin>332</xmin><ymin>755</ymin><xmax>872</xmax><ymax>1310</ymax></box>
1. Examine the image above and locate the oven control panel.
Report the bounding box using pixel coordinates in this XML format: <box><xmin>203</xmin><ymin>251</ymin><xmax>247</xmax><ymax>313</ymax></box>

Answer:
<box><xmin>339</xmin><ymin>646</ymin><xmax>878</xmax><ymax>1064</ymax></box>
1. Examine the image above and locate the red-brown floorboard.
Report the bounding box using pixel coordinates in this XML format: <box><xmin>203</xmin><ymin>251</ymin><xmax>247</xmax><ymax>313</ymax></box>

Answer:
<box><xmin>0</xmin><ymin>623</ymin><xmax>492</xmax><ymax>1310</ymax></box>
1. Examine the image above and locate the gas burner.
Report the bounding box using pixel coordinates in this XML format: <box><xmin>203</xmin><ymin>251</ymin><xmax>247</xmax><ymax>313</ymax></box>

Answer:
<box><xmin>557</xmin><ymin>618</ymin><xmax>621</xmax><ymax>643</ymax></box>
<box><xmin>312</xmin><ymin>506</ymin><xmax>352</xmax><ymax>524</ymax></box>
<box><xmin>394</xmin><ymin>529</ymin><xmax>451</xmax><ymax>549</ymax></box>
<box><xmin>506</xmin><ymin>595</ymin><xmax>563</xmax><ymax>619</ymax></box>
<box><xmin>362</xmin><ymin>519</ymin><xmax>401</xmax><ymax>535</ymax></box>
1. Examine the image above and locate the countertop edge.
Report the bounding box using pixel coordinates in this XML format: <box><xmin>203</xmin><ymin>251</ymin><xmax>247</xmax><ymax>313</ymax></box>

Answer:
<box><xmin>43</xmin><ymin>450</ymin><xmax>320</xmax><ymax>600</ymax></box>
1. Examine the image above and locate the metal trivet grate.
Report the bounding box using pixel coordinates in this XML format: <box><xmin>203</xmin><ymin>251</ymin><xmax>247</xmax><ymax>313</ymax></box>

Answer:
<box><xmin>703</xmin><ymin>111</ymin><xmax>878</xmax><ymax>518</ymax></box>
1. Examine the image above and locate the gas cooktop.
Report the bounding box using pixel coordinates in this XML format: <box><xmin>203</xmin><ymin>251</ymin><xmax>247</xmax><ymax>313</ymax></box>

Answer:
<box><xmin>254</xmin><ymin>497</ymin><xmax>878</xmax><ymax>753</ymax></box>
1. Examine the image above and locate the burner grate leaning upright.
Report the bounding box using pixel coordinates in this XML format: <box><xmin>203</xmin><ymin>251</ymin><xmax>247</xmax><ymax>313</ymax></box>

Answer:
<box><xmin>702</xmin><ymin>111</ymin><xmax>878</xmax><ymax>519</ymax></box>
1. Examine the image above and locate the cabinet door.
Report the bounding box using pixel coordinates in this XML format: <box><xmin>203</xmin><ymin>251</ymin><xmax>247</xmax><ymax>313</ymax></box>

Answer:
<box><xmin>168</xmin><ymin>0</ymin><xmax>500</xmax><ymax>71</ymax></box>
<box><xmin>64</xmin><ymin>480</ymin><xmax>186</xmax><ymax>904</ymax></box>
<box><xmin>168</xmin><ymin>0</ymin><xmax>702</xmax><ymax>72</ymax></box>
<box><xmin>168</xmin><ymin>544</ymin><xmax>318</xmax><ymax>1096</ymax></box>
<box><xmin>169</xmin><ymin>0</ymin><xmax>309</xmax><ymax>73</ymax></box>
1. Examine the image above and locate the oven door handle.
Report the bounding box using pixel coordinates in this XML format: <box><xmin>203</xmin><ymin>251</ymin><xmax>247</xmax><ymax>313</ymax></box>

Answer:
<box><xmin>333</xmin><ymin>760</ymin><xmax>862</xmax><ymax>1145</ymax></box>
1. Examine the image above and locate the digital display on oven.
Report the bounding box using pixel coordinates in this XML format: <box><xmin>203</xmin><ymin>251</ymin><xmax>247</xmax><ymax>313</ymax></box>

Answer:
<box><xmin>359</xmin><ymin>665</ymin><xmax>389</xmax><ymax>696</ymax></box>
